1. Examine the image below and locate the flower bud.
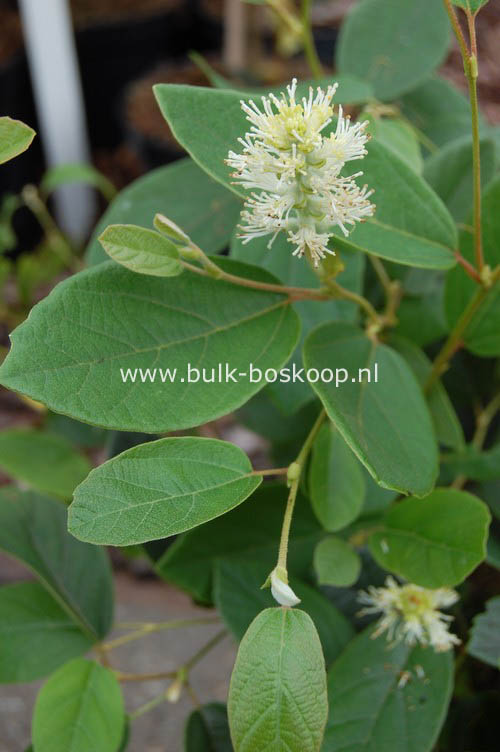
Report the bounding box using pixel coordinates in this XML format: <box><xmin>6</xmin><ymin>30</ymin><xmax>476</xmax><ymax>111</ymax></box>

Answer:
<box><xmin>270</xmin><ymin>568</ymin><xmax>301</xmax><ymax>607</ymax></box>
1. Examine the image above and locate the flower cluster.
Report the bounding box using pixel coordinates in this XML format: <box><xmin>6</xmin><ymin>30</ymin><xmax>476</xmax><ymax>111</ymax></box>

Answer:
<box><xmin>226</xmin><ymin>78</ymin><xmax>375</xmax><ymax>265</ymax></box>
<box><xmin>358</xmin><ymin>576</ymin><xmax>461</xmax><ymax>653</ymax></box>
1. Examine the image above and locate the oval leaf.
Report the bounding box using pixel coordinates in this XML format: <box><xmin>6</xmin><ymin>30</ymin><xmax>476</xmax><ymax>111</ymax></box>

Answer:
<box><xmin>370</xmin><ymin>488</ymin><xmax>491</xmax><ymax>587</ymax></box>
<box><xmin>99</xmin><ymin>224</ymin><xmax>182</xmax><ymax>277</ymax></box>
<box><xmin>332</xmin><ymin>139</ymin><xmax>457</xmax><ymax>270</ymax></box>
<box><xmin>365</xmin><ymin>115</ymin><xmax>423</xmax><ymax>172</ymax></box>
<box><xmin>33</xmin><ymin>658</ymin><xmax>125</xmax><ymax>752</ymax></box>
<box><xmin>0</xmin><ymin>428</ymin><xmax>91</xmax><ymax>499</ymax></box>
<box><xmin>86</xmin><ymin>158</ymin><xmax>242</xmax><ymax>266</ymax></box>
<box><xmin>324</xmin><ymin>625</ymin><xmax>453</xmax><ymax>751</ymax></box>
<box><xmin>314</xmin><ymin>536</ymin><xmax>362</xmax><ymax>587</ymax></box>
<box><xmin>389</xmin><ymin>335</ymin><xmax>465</xmax><ymax>452</ymax></box>
<box><xmin>0</xmin><ymin>487</ymin><xmax>113</xmax><ymax>639</ymax></box>
<box><xmin>303</xmin><ymin>322</ymin><xmax>439</xmax><ymax>496</ymax></box>
<box><xmin>228</xmin><ymin>608</ymin><xmax>328</xmax><ymax>752</ymax></box>
<box><xmin>0</xmin><ymin>582</ymin><xmax>92</xmax><ymax>683</ymax></box>
<box><xmin>467</xmin><ymin>596</ymin><xmax>500</xmax><ymax>669</ymax></box>
<box><xmin>0</xmin><ymin>116</ymin><xmax>35</xmax><ymax>164</ymax></box>
<box><xmin>309</xmin><ymin>422</ymin><xmax>365</xmax><ymax>531</ymax></box>
<box><xmin>40</xmin><ymin>163</ymin><xmax>116</xmax><ymax>202</ymax></box>
<box><xmin>0</xmin><ymin>260</ymin><xmax>300</xmax><ymax>432</ymax></box>
<box><xmin>69</xmin><ymin>437</ymin><xmax>261</xmax><ymax>545</ymax></box>
<box><xmin>336</xmin><ymin>0</ymin><xmax>450</xmax><ymax>100</ymax></box>
<box><xmin>399</xmin><ymin>76</ymin><xmax>473</xmax><ymax>149</ymax></box>
<box><xmin>185</xmin><ymin>703</ymin><xmax>232</xmax><ymax>752</ymax></box>
<box><xmin>423</xmin><ymin>136</ymin><xmax>496</xmax><ymax>221</ymax></box>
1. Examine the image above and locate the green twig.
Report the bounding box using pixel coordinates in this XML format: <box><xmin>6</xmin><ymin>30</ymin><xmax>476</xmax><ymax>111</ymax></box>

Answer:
<box><xmin>277</xmin><ymin>410</ymin><xmax>326</xmax><ymax>571</ymax></box>
<box><xmin>20</xmin><ymin>185</ymin><xmax>81</xmax><ymax>272</ymax></box>
<box><xmin>180</xmin><ymin>245</ymin><xmax>381</xmax><ymax>318</ymax></box>
<box><xmin>300</xmin><ymin>0</ymin><xmax>324</xmax><ymax>79</ymax></box>
<box><xmin>451</xmin><ymin>392</ymin><xmax>500</xmax><ymax>489</ymax></box>
<box><xmin>180</xmin><ymin>258</ymin><xmax>328</xmax><ymax>301</ymax></box>
<box><xmin>443</xmin><ymin>0</ymin><xmax>483</xmax><ymax>271</ymax></box>
<box><xmin>425</xmin><ymin>267</ymin><xmax>500</xmax><ymax>390</ymax></box>
<box><xmin>101</xmin><ymin>616</ymin><xmax>220</xmax><ymax>652</ymax></box>
<box><xmin>115</xmin><ymin>629</ymin><xmax>227</xmax><ymax>685</ymax></box>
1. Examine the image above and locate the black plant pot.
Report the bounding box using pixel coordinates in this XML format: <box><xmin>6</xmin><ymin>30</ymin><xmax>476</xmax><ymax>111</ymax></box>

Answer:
<box><xmin>0</xmin><ymin>51</ymin><xmax>45</xmax><ymax>255</ymax></box>
<box><xmin>0</xmin><ymin>52</ymin><xmax>44</xmax><ymax>195</ymax></box>
<box><xmin>121</xmin><ymin>57</ymin><xmax>228</xmax><ymax>171</ymax></box>
<box><xmin>75</xmin><ymin>5</ymin><xmax>193</xmax><ymax>149</ymax></box>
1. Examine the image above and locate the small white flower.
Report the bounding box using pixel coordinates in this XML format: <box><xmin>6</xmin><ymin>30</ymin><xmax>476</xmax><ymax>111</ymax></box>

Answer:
<box><xmin>358</xmin><ymin>576</ymin><xmax>461</xmax><ymax>653</ymax></box>
<box><xmin>226</xmin><ymin>78</ymin><xmax>375</xmax><ymax>265</ymax></box>
<box><xmin>270</xmin><ymin>568</ymin><xmax>301</xmax><ymax>607</ymax></box>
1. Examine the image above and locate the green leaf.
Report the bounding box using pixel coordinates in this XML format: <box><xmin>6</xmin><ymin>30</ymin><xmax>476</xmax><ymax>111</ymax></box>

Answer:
<box><xmin>323</xmin><ymin>624</ymin><xmax>453</xmax><ymax>751</ymax></box>
<box><xmin>0</xmin><ymin>428</ymin><xmax>91</xmax><ymax>499</ymax></box>
<box><xmin>0</xmin><ymin>259</ymin><xmax>300</xmax><ymax>432</ymax></box>
<box><xmin>99</xmin><ymin>224</ymin><xmax>182</xmax><ymax>277</ymax></box>
<box><xmin>336</xmin><ymin>0</ymin><xmax>450</xmax><ymax>100</ymax></box>
<box><xmin>423</xmin><ymin>137</ymin><xmax>496</xmax><ymax>221</ymax></box>
<box><xmin>190</xmin><ymin>56</ymin><xmax>374</xmax><ymax>103</ymax></box>
<box><xmin>33</xmin><ymin>658</ymin><xmax>125</xmax><ymax>752</ymax></box>
<box><xmin>40</xmin><ymin>163</ymin><xmax>117</xmax><ymax>202</ymax></box>
<box><xmin>487</xmin><ymin>531</ymin><xmax>500</xmax><ymax>571</ymax></box>
<box><xmin>452</xmin><ymin>0</ymin><xmax>489</xmax><ymax>13</ymax></box>
<box><xmin>441</xmin><ymin>443</ymin><xmax>500</xmax><ymax>483</ymax></box>
<box><xmin>86</xmin><ymin>158</ymin><xmax>241</xmax><ymax>265</ymax></box>
<box><xmin>389</xmin><ymin>335</ymin><xmax>465</xmax><ymax>451</ymax></box>
<box><xmin>369</xmin><ymin>488</ymin><xmax>491</xmax><ymax>587</ymax></box>
<box><xmin>309</xmin><ymin>422</ymin><xmax>365</xmax><ymax>531</ymax></box>
<box><xmin>69</xmin><ymin>437</ymin><xmax>261</xmax><ymax>545</ymax></box>
<box><xmin>0</xmin><ymin>117</ymin><xmax>35</xmax><ymax>164</ymax></box>
<box><xmin>314</xmin><ymin>536</ymin><xmax>361</xmax><ymax>587</ymax></box>
<box><xmin>479</xmin><ymin>478</ymin><xmax>500</xmax><ymax>519</ymax></box>
<box><xmin>154</xmin><ymin>81</ymin><xmax>371</xmax><ymax>199</ymax></box>
<box><xmin>393</xmin><ymin>294</ymin><xmax>448</xmax><ymax>347</ymax></box>
<box><xmin>331</xmin><ymin>139</ymin><xmax>457</xmax><ymax>270</ymax></box>
<box><xmin>0</xmin><ymin>582</ymin><xmax>92</xmax><ymax>683</ymax></box>
<box><xmin>361</xmin><ymin>467</ymin><xmax>398</xmax><ymax>516</ymax></box>
<box><xmin>232</xmin><ymin>233</ymin><xmax>364</xmax><ymax>414</ymax></box>
<box><xmin>238</xmin><ymin>392</ymin><xmax>320</xmax><ymax>446</ymax></box>
<box><xmin>445</xmin><ymin>175</ymin><xmax>500</xmax><ymax>356</ymax></box>
<box><xmin>184</xmin><ymin>703</ymin><xmax>232</xmax><ymax>752</ymax></box>
<box><xmin>154</xmin><ymin>484</ymin><xmax>321</xmax><ymax>604</ymax></box>
<box><xmin>45</xmin><ymin>413</ymin><xmax>108</xmax><ymax>449</ymax></box>
<box><xmin>16</xmin><ymin>244</ymin><xmax>64</xmax><ymax>308</ymax></box>
<box><xmin>228</xmin><ymin>608</ymin><xmax>328</xmax><ymax>752</ymax></box>
<box><xmin>303</xmin><ymin>322</ymin><xmax>439</xmax><ymax>496</ymax></box>
<box><xmin>467</xmin><ymin>596</ymin><xmax>500</xmax><ymax>668</ymax></box>
<box><xmin>399</xmin><ymin>76</ymin><xmax>474</xmax><ymax>149</ymax></box>
<box><xmin>0</xmin><ymin>487</ymin><xmax>113</xmax><ymax>640</ymax></box>
<box><xmin>365</xmin><ymin>115</ymin><xmax>423</xmax><ymax>172</ymax></box>
<box><xmin>214</xmin><ymin>557</ymin><xmax>354</xmax><ymax>665</ymax></box>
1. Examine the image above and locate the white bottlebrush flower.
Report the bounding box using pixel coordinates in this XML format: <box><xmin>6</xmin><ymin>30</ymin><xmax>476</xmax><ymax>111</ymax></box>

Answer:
<box><xmin>226</xmin><ymin>78</ymin><xmax>375</xmax><ymax>265</ymax></box>
<box><xmin>270</xmin><ymin>568</ymin><xmax>301</xmax><ymax>607</ymax></box>
<box><xmin>358</xmin><ymin>576</ymin><xmax>461</xmax><ymax>653</ymax></box>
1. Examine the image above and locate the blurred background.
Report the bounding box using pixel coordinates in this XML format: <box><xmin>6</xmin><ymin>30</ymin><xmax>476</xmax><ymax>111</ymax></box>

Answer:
<box><xmin>1</xmin><ymin>1</ymin><xmax>500</xmax><ymax>749</ymax></box>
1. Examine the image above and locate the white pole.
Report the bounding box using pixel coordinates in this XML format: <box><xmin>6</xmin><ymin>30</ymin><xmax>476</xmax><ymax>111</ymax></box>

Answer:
<box><xmin>18</xmin><ymin>0</ymin><xmax>96</xmax><ymax>243</ymax></box>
